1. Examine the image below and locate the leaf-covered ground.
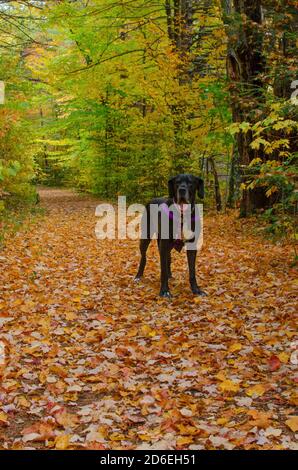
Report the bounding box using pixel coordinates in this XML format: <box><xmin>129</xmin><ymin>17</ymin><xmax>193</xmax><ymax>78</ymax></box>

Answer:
<box><xmin>0</xmin><ymin>189</ymin><xmax>297</xmax><ymax>450</ymax></box>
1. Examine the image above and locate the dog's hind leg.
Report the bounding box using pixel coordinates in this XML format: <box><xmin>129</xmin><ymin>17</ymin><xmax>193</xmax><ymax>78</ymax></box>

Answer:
<box><xmin>159</xmin><ymin>239</ymin><xmax>171</xmax><ymax>298</ymax></box>
<box><xmin>187</xmin><ymin>249</ymin><xmax>207</xmax><ymax>296</ymax></box>
<box><xmin>135</xmin><ymin>238</ymin><xmax>151</xmax><ymax>280</ymax></box>
<box><xmin>167</xmin><ymin>250</ymin><xmax>172</xmax><ymax>279</ymax></box>
<box><xmin>157</xmin><ymin>238</ymin><xmax>172</xmax><ymax>279</ymax></box>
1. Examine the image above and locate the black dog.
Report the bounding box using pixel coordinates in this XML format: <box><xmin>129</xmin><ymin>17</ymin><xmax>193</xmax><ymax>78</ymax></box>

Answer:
<box><xmin>135</xmin><ymin>174</ymin><xmax>206</xmax><ymax>298</ymax></box>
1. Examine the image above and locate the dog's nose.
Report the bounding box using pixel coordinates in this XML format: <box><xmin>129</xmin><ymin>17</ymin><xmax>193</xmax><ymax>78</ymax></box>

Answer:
<box><xmin>179</xmin><ymin>187</ymin><xmax>186</xmax><ymax>194</ymax></box>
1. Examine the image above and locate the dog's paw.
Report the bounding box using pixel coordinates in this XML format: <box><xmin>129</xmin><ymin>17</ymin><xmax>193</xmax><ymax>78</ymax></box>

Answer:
<box><xmin>192</xmin><ymin>288</ymin><xmax>207</xmax><ymax>296</ymax></box>
<box><xmin>159</xmin><ymin>290</ymin><xmax>172</xmax><ymax>299</ymax></box>
<box><xmin>134</xmin><ymin>276</ymin><xmax>142</xmax><ymax>283</ymax></box>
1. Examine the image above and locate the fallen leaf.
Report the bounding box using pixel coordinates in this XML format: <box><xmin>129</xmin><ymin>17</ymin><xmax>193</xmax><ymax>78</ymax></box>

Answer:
<box><xmin>179</xmin><ymin>407</ymin><xmax>193</xmax><ymax>417</ymax></box>
<box><xmin>247</xmin><ymin>410</ymin><xmax>272</xmax><ymax>429</ymax></box>
<box><xmin>229</xmin><ymin>343</ymin><xmax>242</xmax><ymax>353</ymax></box>
<box><xmin>0</xmin><ymin>411</ymin><xmax>9</xmax><ymax>425</ymax></box>
<box><xmin>268</xmin><ymin>355</ymin><xmax>281</xmax><ymax>371</ymax></box>
<box><xmin>246</xmin><ymin>384</ymin><xmax>266</xmax><ymax>397</ymax></box>
<box><xmin>176</xmin><ymin>436</ymin><xmax>194</xmax><ymax>446</ymax></box>
<box><xmin>54</xmin><ymin>408</ymin><xmax>79</xmax><ymax>428</ymax></box>
<box><xmin>285</xmin><ymin>416</ymin><xmax>298</xmax><ymax>432</ymax></box>
<box><xmin>55</xmin><ymin>434</ymin><xmax>70</xmax><ymax>450</ymax></box>
<box><xmin>219</xmin><ymin>379</ymin><xmax>240</xmax><ymax>393</ymax></box>
<box><xmin>264</xmin><ymin>427</ymin><xmax>282</xmax><ymax>437</ymax></box>
<box><xmin>23</xmin><ymin>433</ymin><xmax>41</xmax><ymax>442</ymax></box>
<box><xmin>278</xmin><ymin>352</ymin><xmax>289</xmax><ymax>364</ymax></box>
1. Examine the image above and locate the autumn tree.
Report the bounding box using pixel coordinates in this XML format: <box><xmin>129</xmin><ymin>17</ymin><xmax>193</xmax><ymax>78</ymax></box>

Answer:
<box><xmin>0</xmin><ymin>1</ymin><xmax>41</xmax><ymax>208</ymax></box>
<box><xmin>223</xmin><ymin>0</ymin><xmax>297</xmax><ymax>216</ymax></box>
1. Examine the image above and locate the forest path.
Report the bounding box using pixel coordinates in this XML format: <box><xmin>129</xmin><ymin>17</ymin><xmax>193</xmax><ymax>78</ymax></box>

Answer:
<box><xmin>0</xmin><ymin>188</ymin><xmax>296</xmax><ymax>449</ymax></box>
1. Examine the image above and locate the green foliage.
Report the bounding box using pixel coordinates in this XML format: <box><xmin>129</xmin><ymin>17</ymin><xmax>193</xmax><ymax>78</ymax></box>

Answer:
<box><xmin>26</xmin><ymin>0</ymin><xmax>229</xmax><ymax>205</ymax></box>
<box><xmin>0</xmin><ymin>108</ymin><xmax>37</xmax><ymax>207</ymax></box>
<box><xmin>0</xmin><ymin>0</ymin><xmax>296</xmax><ymax>223</ymax></box>
<box><xmin>0</xmin><ymin>4</ymin><xmax>38</xmax><ymax>211</ymax></box>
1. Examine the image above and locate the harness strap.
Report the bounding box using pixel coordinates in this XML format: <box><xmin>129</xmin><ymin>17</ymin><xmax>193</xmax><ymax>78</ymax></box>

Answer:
<box><xmin>160</xmin><ymin>202</ymin><xmax>199</xmax><ymax>222</ymax></box>
<box><xmin>160</xmin><ymin>203</ymin><xmax>198</xmax><ymax>252</ymax></box>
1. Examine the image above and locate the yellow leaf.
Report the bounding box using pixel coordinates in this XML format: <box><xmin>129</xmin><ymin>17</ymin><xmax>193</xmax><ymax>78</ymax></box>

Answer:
<box><xmin>176</xmin><ymin>436</ymin><xmax>194</xmax><ymax>446</ymax></box>
<box><xmin>109</xmin><ymin>432</ymin><xmax>125</xmax><ymax>441</ymax></box>
<box><xmin>265</xmin><ymin>186</ymin><xmax>278</xmax><ymax>198</ymax></box>
<box><xmin>138</xmin><ymin>434</ymin><xmax>152</xmax><ymax>441</ymax></box>
<box><xmin>50</xmin><ymin>365</ymin><xmax>68</xmax><ymax>378</ymax></box>
<box><xmin>141</xmin><ymin>325</ymin><xmax>153</xmax><ymax>336</ymax></box>
<box><xmin>244</xmin><ymin>331</ymin><xmax>253</xmax><ymax>341</ymax></box>
<box><xmin>285</xmin><ymin>416</ymin><xmax>298</xmax><ymax>433</ymax></box>
<box><xmin>16</xmin><ymin>396</ymin><xmax>30</xmax><ymax>408</ymax></box>
<box><xmin>0</xmin><ymin>411</ymin><xmax>9</xmax><ymax>425</ymax></box>
<box><xmin>55</xmin><ymin>434</ymin><xmax>70</xmax><ymax>450</ymax></box>
<box><xmin>176</xmin><ymin>424</ymin><xmax>199</xmax><ymax>435</ymax></box>
<box><xmin>249</xmin><ymin>157</ymin><xmax>262</xmax><ymax>167</ymax></box>
<box><xmin>39</xmin><ymin>370</ymin><xmax>47</xmax><ymax>384</ymax></box>
<box><xmin>217</xmin><ymin>417</ymin><xmax>229</xmax><ymax>425</ymax></box>
<box><xmin>246</xmin><ymin>384</ymin><xmax>266</xmax><ymax>397</ymax></box>
<box><xmin>215</xmin><ymin>371</ymin><xmax>226</xmax><ymax>381</ymax></box>
<box><xmin>127</xmin><ymin>327</ymin><xmax>138</xmax><ymax>337</ymax></box>
<box><xmin>278</xmin><ymin>352</ymin><xmax>289</xmax><ymax>364</ymax></box>
<box><xmin>229</xmin><ymin>343</ymin><xmax>242</xmax><ymax>353</ymax></box>
<box><xmin>219</xmin><ymin>380</ymin><xmax>240</xmax><ymax>393</ymax></box>
<box><xmin>149</xmin><ymin>330</ymin><xmax>157</xmax><ymax>337</ymax></box>
<box><xmin>65</xmin><ymin>311</ymin><xmax>76</xmax><ymax>321</ymax></box>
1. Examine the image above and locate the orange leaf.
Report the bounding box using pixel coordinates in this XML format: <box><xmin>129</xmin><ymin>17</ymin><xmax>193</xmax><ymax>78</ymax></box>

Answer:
<box><xmin>285</xmin><ymin>416</ymin><xmax>298</xmax><ymax>432</ymax></box>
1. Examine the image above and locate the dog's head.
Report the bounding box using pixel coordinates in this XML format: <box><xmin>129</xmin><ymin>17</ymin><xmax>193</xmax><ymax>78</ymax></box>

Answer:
<box><xmin>168</xmin><ymin>174</ymin><xmax>204</xmax><ymax>205</ymax></box>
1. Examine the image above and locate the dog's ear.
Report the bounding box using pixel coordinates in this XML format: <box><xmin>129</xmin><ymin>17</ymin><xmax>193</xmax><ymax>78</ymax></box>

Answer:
<box><xmin>168</xmin><ymin>176</ymin><xmax>176</xmax><ymax>199</ymax></box>
<box><xmin>195</xmin><ymin>177</ymin><xmax>204</xmax><ymax>199</ymax></box>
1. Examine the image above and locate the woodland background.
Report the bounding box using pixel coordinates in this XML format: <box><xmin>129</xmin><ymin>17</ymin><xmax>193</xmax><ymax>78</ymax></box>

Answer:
<box><xmin>0</xmin><ymin>1</ymin><xmax>297</xmax><ymax>450</ymax></box>
<box><xmin>0</xmin><ymin>0</ymin><xmax>297</xmax><ymax>231</ymax></box>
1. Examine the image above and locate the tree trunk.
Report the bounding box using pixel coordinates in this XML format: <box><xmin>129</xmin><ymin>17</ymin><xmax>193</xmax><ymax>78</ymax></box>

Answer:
<box><xmin>227</xmin><ymin>148</ymin><xmax>238</xmax><ymax>208</ymax></box>
<box><xmin>164</xmin><ymin>1</ymin><xmax>195</xmax><ymax>172</ymax></box>
<box><xmin>273</xmin><ymin>3</ymin><xmax>298</xmax><ymax>100</ymax></box>
<box><xmin>223</xmin><ymin>0</ymin><xmax>266</xmax><ymax>216</ymax></box>
<box><xmin>272</xmin><ymin>2</ymin><xmax>298</xmax><ymax>159</ymax></box>
<box><xmin>209</xmin><ymin>156</ymin><xmax>222</xmax><ymax>212</ymax></box>
<box><xmin>39</xmin><ymin>107</ymin><xmax>49</xmax><ymax>171</ymax></box>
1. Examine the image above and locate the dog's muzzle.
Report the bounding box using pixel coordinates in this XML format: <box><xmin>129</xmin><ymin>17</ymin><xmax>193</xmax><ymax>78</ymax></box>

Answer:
<box><xmin>177</xmin><ymin>187</ymin><xmax>190</xmax><ymax>204</ymax></box>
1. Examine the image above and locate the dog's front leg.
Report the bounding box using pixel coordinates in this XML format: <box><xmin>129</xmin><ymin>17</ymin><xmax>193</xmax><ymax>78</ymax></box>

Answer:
<box><xmin>187</xmin><ymin>249</ymin><xmax>207</xmax><ymax>296</ymax></box>
<box><xmin>159</xmin><ymin>240</ymin><xmax>171</xmax><ymax>298</ymax></box>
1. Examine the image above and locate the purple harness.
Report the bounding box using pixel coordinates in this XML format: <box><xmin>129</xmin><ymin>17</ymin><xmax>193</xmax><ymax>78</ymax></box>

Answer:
<box><xmin>160</xmin><ymin>203</ymin><xmax>199</xmax><ymax>252</ymax></box>
<box><xmin>160</xmin><ymin>203</ymin><xmax>199</xmax><ymax>222</ymax></box>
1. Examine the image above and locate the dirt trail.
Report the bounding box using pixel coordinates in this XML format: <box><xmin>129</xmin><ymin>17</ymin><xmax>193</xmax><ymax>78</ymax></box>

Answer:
<box><xmin>0</xmin><ymin>188</ymin><xmax>296</xmax><ymax>449</ymax></box>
